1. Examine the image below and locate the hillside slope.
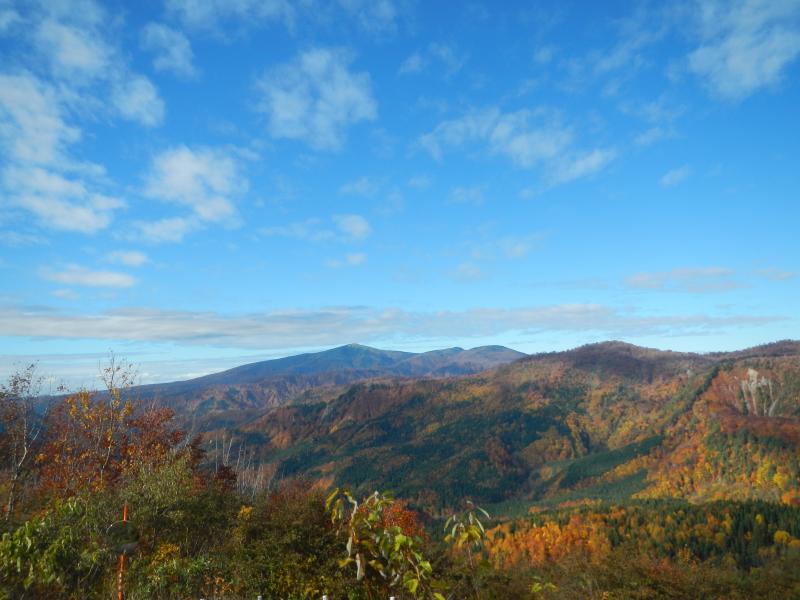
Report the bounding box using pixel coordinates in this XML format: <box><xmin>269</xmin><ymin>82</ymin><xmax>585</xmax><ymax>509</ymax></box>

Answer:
<box><xmin>235</xmin><ymin>341</ymin><xmax>800</xmax><ymax>512</ymax></box>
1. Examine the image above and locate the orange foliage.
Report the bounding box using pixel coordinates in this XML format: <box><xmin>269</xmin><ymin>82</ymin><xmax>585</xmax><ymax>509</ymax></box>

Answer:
<box><xmin>485</xmin><ymin>513</ymin><xmax>610</xmax><ymax>568</ymax></box>
<box><xmin>37</xmin><ymin>391</ymin><xmax>183</xmax><ymax>497</ymax></box>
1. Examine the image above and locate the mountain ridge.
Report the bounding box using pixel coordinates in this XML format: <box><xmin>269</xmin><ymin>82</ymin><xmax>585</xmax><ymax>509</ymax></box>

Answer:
<box><xmin>127</xmin><ymin>343</ymin><xmax>527</xmax><ymax>417</ymax></box>
<box><xmin>226</xmin><ymin>339</ymin><xmax>800</xmax><ymax>512</ymax></box>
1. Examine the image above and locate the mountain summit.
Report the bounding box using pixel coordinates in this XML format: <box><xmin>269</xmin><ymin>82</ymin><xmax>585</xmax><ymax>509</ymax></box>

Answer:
<box><xmin>130</xmin><ymin>343</ymin><xmax>526</xmax><ymax>415</ymax></box>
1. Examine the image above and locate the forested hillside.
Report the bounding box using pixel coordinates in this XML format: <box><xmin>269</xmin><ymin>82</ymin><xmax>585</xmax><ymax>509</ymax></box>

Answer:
<box><xmin>230</xmin><ymin>341</ymin><xmax>800</xmax><ymax>512</ymax></box>
<box><xmin>2</xmin><ymin>341</ymin><xmax>799</xmax><ymax>598</ymax></box>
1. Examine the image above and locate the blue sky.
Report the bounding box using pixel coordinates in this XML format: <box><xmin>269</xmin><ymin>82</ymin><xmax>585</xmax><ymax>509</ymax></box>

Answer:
<box><xmin>0</xmin><ymin>0</ymin><xmax>798</xmax><ymax>387</ymax></box>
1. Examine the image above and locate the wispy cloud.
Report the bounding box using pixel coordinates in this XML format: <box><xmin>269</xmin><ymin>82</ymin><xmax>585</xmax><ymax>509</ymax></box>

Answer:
<box><xmin>107</xmin><ymin>250</ymin><xmax>148</xmax><ymax>267</ymax></box>
<box><xmin>338</xmin><ymin>0</ymin><xmax>399</xmax><ymax>34</ymax></box>
<box><xmin>659</xmin><ymin>165</ymin><xmax>691</xmax><ymax>187</ymax></box>
<box><xmin>51</xmin><ymin>288</ymin><xmax>80</xmax><ymax>300</ymax></box>
<box><xmin>141</xmin><ymin>145</ymin><xmax>246</xmax><ymax>239</ymax></box>
<box><xmin>41</xmin><ymin>264</ymin><xmax>136</xmax><ymax>288</ymax></box>
<box><xmin>449</xmin><ymin>262</ymin><xmax>486</xmax><ymax>282</ymax></box>
<box><xmin>548</xmin><ymin>148</ymin><xmax>617</xmax><ymax>185</ymax></box>
<box><xmin>261</xmin><ymin>214</ymin><xmax>371</xmax><ymax>243</ymax></box>
<box><xmin>399</xmin><ymin>42</ymin><xmax>466</xmax><ymax>76</ymax></box>
<box><xmin>0</xmin><ymin>304</ymin><xmax>783</xmax><ymax>350</ymax></box>
<box><xmin>419</xmin><ymin>107</ymin><xmax>615</xmax><ymax>186</ymax></box>
<box><xmin>140</xmin><ymin>22</ymin><xmax>197</xmax><ymax>78</ymax></box>
<box><xmin>622</xmin><ymin>95</ymin><xmax>685</xmax><ymax>147</ymax></box>
<box><xmin>0</xmin><ymin>231</ymin><xmax>47</xmax><ymax>247</ymax></box>
<box><xmin>340</xmin><ymin>176</ymin><xmax>380</xmax><ymax>197</ymax></box>
<box><xmin>407</xmin><ymin>175</ymin><xmax>431</xmax><ymax>189</ymax></box>
<box><xmin>256</xmin><ymin>48</ymin><xmax>377</xmax><ymax>151</ymax></box>
<box><xmin>469</xmin><ymin>234</ymin><xmax>544</xmax><ymax>261</ymax></box>
<box><xmin>2</xmin><ymin>164</ymin><xmax>124</xmax><ymax>234</ymax></box>
<box><xmin>448</xmin><ymin>185</ymin><xmax>486</xmax><ymax>206</ymax></box>
<box><xmin>34</xmin><ymin>16</ymin><xmax>113</xmax><ymax>79</ymax></box>
<box><xmin>626</xmin><ymin>267</ymin><xmax>742</xmax><ymax>293</ymax></box>
<box><xmin>134</xmin><ymin>217</ymin><xmax>196</xmax><ymax>244</ymax></box>
<box><xmin>0</xmin><ymin>72</ymin><xmax>79</xmax><ymax>166</ymax></box>
<box><xmin>687</xmin><ymin>0</ymin><xmax>800</xmax><ymax>100</ymax></box>
<box><xmin>111</xmin><ymin>76</ymin><xmax>164</xmax><ymax>127</ymax></box>
<box><xmin>326</xmin><ymin>252</ymin><xmax>367</xmax><ymax>268</ymax></box>
<box><xmin>332</xmin><ymin>214</ymin><xmax>371</xmax><ymax>239</ymax></box>
<box><xmin>0</xmin><ymin>7</ymin><xmax>20</xmax><ymax>32</ymax></box>
<box><xmin>31</xmin><ymin>1</ymin><xmax>165</xmax><ymax>126</ymax></box>
<box><xmin>756</xmin><ymin>267</ymin><xmax>795</xmax><ymax>281</ymax></box>
<box><xmin>165</xmin><ymin>0</ymin><xmax>294</xmax><ymax>31</ymax></box>
<box><xmin>0</xmin><ymin>0</ymin><xmax>168</xmax><ymax>236</ymax></box>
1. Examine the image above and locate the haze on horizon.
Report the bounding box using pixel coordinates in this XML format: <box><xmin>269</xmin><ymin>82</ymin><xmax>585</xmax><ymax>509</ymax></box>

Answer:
<box><xmin>1</xmin><ymin>0</ymin><xmax>798</xmax><ymax>388</ymax></box>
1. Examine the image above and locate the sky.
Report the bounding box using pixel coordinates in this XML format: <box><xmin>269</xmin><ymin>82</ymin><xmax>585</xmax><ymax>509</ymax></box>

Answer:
<box><xmin>0</xmin><ymin>0</ymin><xmax>798</xmax><ymax>389</ymax></box>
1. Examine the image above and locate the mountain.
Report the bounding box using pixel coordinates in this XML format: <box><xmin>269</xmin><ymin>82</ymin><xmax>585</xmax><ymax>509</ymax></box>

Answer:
<box><xmin>230</xmin><ymin>340</ymin><xmax>800</xmax><ymax>513</ymax></box>
<box><xmin>129</xmin><ymin>343</ymin><xmax>527</xmax><ymax>418</ymax></box>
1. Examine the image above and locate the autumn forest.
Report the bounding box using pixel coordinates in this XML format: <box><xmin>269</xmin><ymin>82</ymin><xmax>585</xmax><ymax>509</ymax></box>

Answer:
<box><xmin>1</xmin><ymin>341</ymin><xmax>799</xmax><ymax>599</ymax></box>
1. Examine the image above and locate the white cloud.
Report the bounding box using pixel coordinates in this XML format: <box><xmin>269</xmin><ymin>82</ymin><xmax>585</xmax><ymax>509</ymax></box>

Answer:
<box><xmin>0</xmin><ymin>72</ymin><xmax>126</xmax><ymax>233</ymax></box>
<box><xmin>165</xmin><ymin>0</ymin><xmax>293</xmax><ymax>30</ymax></box>
<box><xmin>473</xmin><ymin>234</ymin><xmax>544</xmax><ymax>260</ymax></box>
<box><xmin>548</xmin><ymin>148</ymin><xmax>617</xmax><ymax>185</ymax></box>
<box><xmin>338</xmin><ymin>0</ymin><xmax>398</xmax><ymax>34</ymax></box>
<box><xmin>140</xmin><ymin>22</ymin><xmax>197</xmax><ymax>78</ymax></box>
<box><xmin>449</xmin><ymin>185</ymin><xmax>486</xmax><ymax>206</ymax></box>
<box><xmin>659</xmin><ymin>165</ymin><xmax>691</xmax><ymax>187</ymax></box>
<box><xmin>256</xmin><ymin>48</ymin><xmax>377</xmax><ymax>150</ymax></box>
<box><xmin>326</xmin><ymin>252</ymin><xmax>367</xmax><ymax>268</ymax></box>
<box><xmin>688</xmin><ymin>0</ymin><xmax>800</xmax><ymax>100</ymax></box>
<box><xmin>420</xmin><ymin>108</ymin><xmax>571</xmax><ymax>167</ymax></box>
<box><xmin>399</xmin><ymin>52</ymin><xmax>424</xmax><ymax>74</ymax></box>
<box><xmin>534</xmin><ymin>46</ymin><xmax>555</xmax><ymax>64</ymax></box>
<box><xmin>625</xmin><ymin>267</ymin><xmax>742</xmax><ymax>293</ymax></box>
<box><xmin>622</xmin><ymin>96</ymin><xmax>685</xmax><ymax>147</ymax></box>
<box><xmin>107</xmin><ymin>250</ymin><xmax>148</xmax><ymax>267</ymax></box>
<box><xmin>0</xmin><ymin>3</ymin><xmax>167</xmax><ymax>235</ymax></box>
<box><xmin>41</xmin><ymin>264</ymin><xmax>136</xmax><ymax>288</ymax></box>
<box><xmin>134</xmin><ymin>217</ymin><xmax>196</xmax><ymax>244</ymax></box>
<box><xmin>0</xmin><ymin>73</ymin><xmax>79</xmax><ymax>166</ymax></box>
<box><xmin>0</xmin><ymin>230</ymin><xmax>46</xmax><ymax>247</ymax></box>
<box><xmin>27</xmin><ymin>1</ymin><xmax>166</xmax><ymax>127</ymax></box>
<box><xmin>34</xmin><ymin>18</ymin><xmax>112</xmax><ymax>78</ymax></box>
<box><xmin>0</xmin><ymin>8</ymin><xmax>21</xmax><ymax>32</ymax></box>
<box><xmin>3</xmin><ymin>165</ymin><xmax>124</xmax><ymax>233</ymax></box>
<box><xmin>112</xmin><ymin>76</ymin><xmax>165</xmax><ymax>127</ymax></box>
<box><xmin>145</xmin><ymin>145</ymin><xmax>245</xmax><ymax>224</ymax></box>
<box><xmin>756</xmin><ymin>267</ymin><xmax>795</xmax><ymax>281</ymax></box>
<box><xmin>399</xmin><ymin>42</ymin><xmax>466</xmax><ymax>76</ymax></box>
<box><xmin>0</xmin><ymin>303</ymin><xmax>780</xmax><ymax>350</ymax></box>
<box><xmin>261</xmin><ymin>219</ymin><xmax>335</xmax><ymax>243</ymax></box>
<box><xmin>333</xmin><ymin>214</ymin><xmax>371</xmax><ymax>240</ymax></box>
<box><xmin>51</xmin><ymin>288</ymin><xmax>79</xmax><ymax>300</ymax></box>
<box><xmin>635</xmin><ymin>126</ymin><xmax>673</xmax><ymax>146</ymax></box>
<box><xmin>407</xmin><ymin>175</ymin><xmax>431</xmax><ymax>189</ymax></box>
<box><xmin>450</xmin><ymin>262</ymin><xmax>485</xmax><ymax>282</ymax></box>
<box><xmin>261</xmin><ymin>214</ymin><xmax>371</xmax><ymax>243</ymax></box>
<box><xmin>420</xmin><ymin>107</ymin><xmax>615</xmax><ymax>186</ymax></box>
<box><xmin>340</xmin><ymin>176</ymin><xmax>379</xmax><ymax>196</ymax></box>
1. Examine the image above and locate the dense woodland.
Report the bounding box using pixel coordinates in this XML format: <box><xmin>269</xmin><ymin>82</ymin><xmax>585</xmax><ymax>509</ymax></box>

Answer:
<box><xmin>1</xmin><ymin>342</ymin><xmax>800</xmax><ymax>598</ymax></box>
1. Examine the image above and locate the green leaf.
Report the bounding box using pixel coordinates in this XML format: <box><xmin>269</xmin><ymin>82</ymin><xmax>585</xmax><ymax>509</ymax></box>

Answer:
<box><xmin>405</xmin><ymin>577</ymin><xmax>419</xmax><ymax>594</ymax></box>
<box><xmin>325</xmin><ymin>487</ymin><xmax>340</xmax><ymax>510</ymax></box>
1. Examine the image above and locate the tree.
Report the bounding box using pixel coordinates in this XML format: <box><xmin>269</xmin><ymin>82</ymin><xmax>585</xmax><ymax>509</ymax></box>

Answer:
<box><xmin>0</xmin><ymin>364</ymin><xmax>44</xmax><ymax>525</ymax></box>
<box><xmin>326</xmin><ymin>488</ymin><xmax>444</xmax><ymax>600</ymax></box>
<box><xmin>37</xmin><ymin>355</ymin><xmax>183</xmax><ymax>498</ymax></box>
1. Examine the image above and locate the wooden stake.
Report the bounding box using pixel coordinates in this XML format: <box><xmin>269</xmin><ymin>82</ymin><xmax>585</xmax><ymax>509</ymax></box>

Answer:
<box><xmin>117</xmin><ymin>503</ymin><xmax>128</xmax><ymax>600</ymax></box>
